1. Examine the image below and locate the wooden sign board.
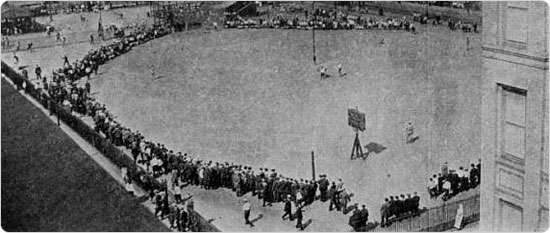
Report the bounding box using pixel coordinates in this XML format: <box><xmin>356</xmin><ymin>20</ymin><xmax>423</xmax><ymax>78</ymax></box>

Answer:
<box><xmin>348</xmin><ymin>108</ymin><xmax>365</xmax><ymax>131</ymax></box>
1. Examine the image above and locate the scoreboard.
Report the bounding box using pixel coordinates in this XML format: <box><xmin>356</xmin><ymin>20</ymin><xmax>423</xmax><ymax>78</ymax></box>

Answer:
<box><xmin>348</xmin><ymin>108</ymin><xmax>365</xmax><ymax>131</ymax></box>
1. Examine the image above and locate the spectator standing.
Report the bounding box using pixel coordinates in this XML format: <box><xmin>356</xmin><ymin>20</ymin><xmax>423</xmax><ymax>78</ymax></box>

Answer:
<box><xmin>178</xmin><ymin>204</ymin><xmax>189</xmax><ymax>232</ymax></box>
<box><xmin>85</xmin><ymin>80</ymin><xmax>91</xmax><ymax>94</ymax></box>
<box><xmin>441</xmin><ymin>162</ymin><xmax>449</xmax><ymax>178</ymax></box>
<box><xmin>442</xmin><ymin>179</ymin><xmax>451</xmax><ymax>201</ymax></box>
<box><xmin>328</xmin><ymin>182</ymin><xmax>338</xmax><ymax>211</ymax></box>
<box><xmin>380</xmin><ymin>198</ymin><xmax>389</xmax><ymax>227</ymax></box>
<box><xmin>186</xmin><ymin>193</ymin><xmax>194</xmax><ymax>210</ymax></box>
<box><xmin>282</xmin><ymin>195</ymin><xmax>293</xmax><ymax>221</ymax></box>
<box><xmin>349</xmin><ymin>204</ymin><xmax>361</xmax><ymax>231</ymax></box>
<box><xmin>318</xmin><ymin>174</ymin><xmax>329</xmax><ymax>201</ymax></box>
<box><xmin>295</xmin><ymin>206</ymin><xmax>304</xmax><ymax>230</ymax></box>
<box><xmin>360</xmin><ymin>204</ymin><xmax>369</xmax><ymax>228</ymax></box>
<box><xmin>243</xmin><ymin>199</ymin><xmax>254</xmax><ymax>227</ymax></box>
<box><xmin>35</xmin><ymin>65</ymin><xmax>42</xmax><ymax>80</ymax></box>
<box><xmin>174</xmin><ymin>183</ymin><xmax>182</xmax><ymax>203</ymax></box>
<box><xmin>428</xmin><ymin>178</ymin><xmax>437</xmax><ymax>198</ymax></box>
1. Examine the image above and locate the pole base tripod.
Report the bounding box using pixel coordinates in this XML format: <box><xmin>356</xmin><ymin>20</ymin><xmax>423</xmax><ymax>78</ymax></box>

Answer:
<box><xmin>350</xmin><ymin>132</ymin><xmax>366</xmax><ymax>160</ymax></box>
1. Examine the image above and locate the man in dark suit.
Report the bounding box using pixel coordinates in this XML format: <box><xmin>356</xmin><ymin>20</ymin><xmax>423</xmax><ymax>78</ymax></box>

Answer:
<box><xmin>295</xmin><ymin>206</ymin><xmax>304</xmax><ymax>230</ymax></box>
<box><xmin>282</xmin><ymin>196</ymin><xmax>293</xmax><ymax>221</ymax></box>
<box><xmin>317</xmin><ymin>175</ymin><xmax>329</xmax><ymax>201</ymax></box>
<box><xmin>328</xmin><ymin>182</ymin><xmax>338</xmax><ymax>211</ymax></box>
<box><xmin>360</xmin><ymin>204</ymin><xmax>369</xmax><ymax>228</ymax></box>
<box><xmin>348</xmin><ymin>204</ymin><xmax>361</xmax><ymax>231</ymax></box>
<box><xmin>178</xmin><ymin>205</ymin><xmax>189</xmax><ymax>232</ymax></box>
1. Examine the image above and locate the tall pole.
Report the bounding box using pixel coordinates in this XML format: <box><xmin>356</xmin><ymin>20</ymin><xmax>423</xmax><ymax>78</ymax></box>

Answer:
<box><xmin>312</xmin><ymin>2</ymin><xmax>316</xmax><ymax>64</ymax></box>
<box><xmin>311</xmin><ymin>151</ymin><xmax>316</xmax><ymax>181</ymax></box>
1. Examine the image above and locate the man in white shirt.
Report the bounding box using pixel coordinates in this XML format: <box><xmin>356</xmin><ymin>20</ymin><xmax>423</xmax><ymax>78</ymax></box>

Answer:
<box><xmin>442</xmin><ymin>179</ymin><xmax>451</xmax><ymax>201</ymax></box>
<box><xmin>427</xmin><ymin>178</ymin><xmax>437</xmax><ymax>198</ymax></box>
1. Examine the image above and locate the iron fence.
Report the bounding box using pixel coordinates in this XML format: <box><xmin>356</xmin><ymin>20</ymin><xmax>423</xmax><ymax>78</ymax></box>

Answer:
<box><xmin>368</xmin><ymin>194</ymin><xmax>480</xmax><ymax>232</ymax></box>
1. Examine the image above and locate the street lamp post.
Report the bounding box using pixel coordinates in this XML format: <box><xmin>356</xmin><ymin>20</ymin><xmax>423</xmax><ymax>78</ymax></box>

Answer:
<box><xmin>312</xmin><ymin>2</ymin><xmax>316</xmax><ymax>64</ymax></box>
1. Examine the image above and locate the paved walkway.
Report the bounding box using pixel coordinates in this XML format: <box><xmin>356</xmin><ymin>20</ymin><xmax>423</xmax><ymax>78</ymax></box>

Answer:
<box><xmin>1</xmin><ymin>73</ymin><xmax>182</xmax><ymax>231</ymax></box>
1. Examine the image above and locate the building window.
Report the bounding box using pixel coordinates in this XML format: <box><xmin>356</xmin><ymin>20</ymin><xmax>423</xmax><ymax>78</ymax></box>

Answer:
<box><xmin>499</xmin><ymin>85</ymin><xmax>527</xmax><ymax>163</ymax></box>
<box><xmin>505</xmin><ymin>4</ymin><xmax>528</xmax><ymax>44</ymax></box>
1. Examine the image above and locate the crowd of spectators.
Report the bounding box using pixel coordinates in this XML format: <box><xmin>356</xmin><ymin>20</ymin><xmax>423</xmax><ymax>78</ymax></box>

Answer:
<box><xmin>379</xmin><ymin>192</ymin><xmax>421</xmax><ymax>227</ymax></box>
<box><xmin>428</xmin><ymin>160</ymin><xmax>481</xmax><ymax>201</ymax></box>
<box><xmin>19</xmin><ymin>25</ymin><xmax>170</xmax><ymax>120</ymax></box>
<box><xmin>225</xmin><ymin>6</ymin><xmax>479</xmax><ymax>36</ymax></box>
<box><xmin>375</xmin><ymin>160</ymin><xmax>480</xmax><ymax>227</ymax></box>
<box><xmin>226</xmin><ymin>8</ymin><xmax>418</xmax><ymax>33</ymax></box>
<box><xmin>1</xmin><ymin>17</ymin><xmax>46</xmax><ymax>35</ymax></box>
<box><xmin>96</xmin><ymin>116</ymin><xmax>365</xmax><ymax>230</ymax></box>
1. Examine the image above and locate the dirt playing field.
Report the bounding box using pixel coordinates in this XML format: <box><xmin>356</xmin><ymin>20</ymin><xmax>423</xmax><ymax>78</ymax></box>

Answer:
<box><xmin>85</xmin><ymin>24</ymin><xmax>482</xmax><ymax>212</ymax></box>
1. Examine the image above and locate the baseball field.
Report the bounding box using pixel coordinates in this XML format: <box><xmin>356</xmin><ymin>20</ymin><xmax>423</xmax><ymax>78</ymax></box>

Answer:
<box><xmin>87</xmin><ymin>22</ymin><xmax>482</xmax><ymax>212</ymax></box>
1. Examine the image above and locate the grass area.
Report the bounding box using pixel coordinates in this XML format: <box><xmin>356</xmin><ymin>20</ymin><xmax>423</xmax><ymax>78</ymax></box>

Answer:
<box><xmin>0</xmin><ymin>78</ymin><xmax>169</xmax><ymax>232</ymax></box>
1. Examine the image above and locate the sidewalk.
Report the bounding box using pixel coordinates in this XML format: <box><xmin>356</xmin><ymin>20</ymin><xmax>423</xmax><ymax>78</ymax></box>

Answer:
<box><xmin>1</xmin><ymin>75</ymin><xmax>179</xmax><ymax>232</ymax></box>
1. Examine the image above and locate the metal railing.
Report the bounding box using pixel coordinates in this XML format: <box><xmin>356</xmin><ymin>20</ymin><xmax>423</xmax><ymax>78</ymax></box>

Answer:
<box><xmin>368</xmin><ymin>194</ymin><xmax>479</xmax><ymax>232</ymax></box>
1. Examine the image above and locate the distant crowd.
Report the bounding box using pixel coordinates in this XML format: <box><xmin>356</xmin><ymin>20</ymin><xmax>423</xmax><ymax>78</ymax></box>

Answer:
<box><xmin>225</xmin><ymin>7</ymin><xmax>479</xmax><ymax>35</ymax></box>
<box><xmin>1</xmin><ymin>17</ymin><xmax>46</xmax><ymax>35</ymax></box>
<box><xmin>18</xmin><ymin>25</ymin><xmax>170</xmax><ymax>119</ymax></box>
<box><xmin>226</xmin><ymin>9</ymin><xmax>418</xmax><ymax>32</ymax></box>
